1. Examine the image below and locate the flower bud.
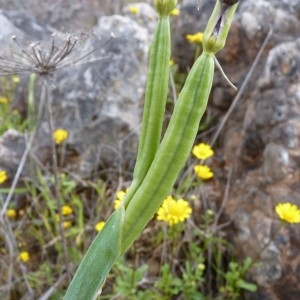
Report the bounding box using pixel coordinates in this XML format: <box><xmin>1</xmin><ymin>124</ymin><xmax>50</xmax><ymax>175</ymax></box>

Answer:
<box><xmin>154</xmin><ymin>0</ymin><xmax>177</xmax><ymax>16</ymax></box>
<box><xmin>203</xmin><ymin>0</ymin><xmax>238</xmax><ymax>54</ymax></box>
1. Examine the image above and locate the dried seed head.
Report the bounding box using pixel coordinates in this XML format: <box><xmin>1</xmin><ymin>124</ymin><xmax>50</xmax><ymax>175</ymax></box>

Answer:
<box><xmin>0</xmin><ymin>32</ymin><xmax>113</xmax><ymax>77</ymax></box>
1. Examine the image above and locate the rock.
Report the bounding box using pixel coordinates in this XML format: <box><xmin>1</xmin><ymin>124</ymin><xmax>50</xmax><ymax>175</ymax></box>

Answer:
<box><xmin>46</xmin><ymin>14</ymin><xmax>149</xmax><ymax>175</ymax></box>
<box><xmin>213</xmin><ymin>1</ymin><xmax>300</xmax><ymax>299</ymax></box>
<box><xmin>168</xmin><ymin>1</ymin><xmax>300</xmax><ymax>298</ymax></box>
<box><xmin>122</xmin><ymin>2</ymin><xmax>158</xmax><ymax>37</ymax></box>
<box><xmin>0</xmin><ymin>9</ymin><xmax>151</xmax><ymax>177</ymax></box>
<box><xmin>0</xmin><ymin>129</ymin><xmax>27</xmax><ymax>181</ymax></box>
<box><xmin>1</xmin><ymin>10</ymin><xmax>54</xmax><ymax>39</ymax></box>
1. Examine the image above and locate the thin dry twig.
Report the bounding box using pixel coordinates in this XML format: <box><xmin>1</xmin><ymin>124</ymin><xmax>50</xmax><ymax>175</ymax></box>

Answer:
<box><xmin>210</xmin><ymin>26</ymin><xmax>273</xmax><ymax>147</ymax></box>
<box><xmin>38</xmin><ymin>273</ymin><xmax>68</xmax><ymax>300</ymax></box>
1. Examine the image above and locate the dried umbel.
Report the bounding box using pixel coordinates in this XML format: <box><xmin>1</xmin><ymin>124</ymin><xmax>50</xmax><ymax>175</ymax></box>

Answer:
<box><xmin>0</xmin><ymin>32</ymin><xmax>113</xmax><ymax>76</ymax></box>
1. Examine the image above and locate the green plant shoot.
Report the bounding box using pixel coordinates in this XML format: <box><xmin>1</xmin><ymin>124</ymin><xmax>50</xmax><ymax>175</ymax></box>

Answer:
<box><xmin>64</xmin><ymin>1</ymin><xmax>239</xmax><ymax>298</ymax></box>
<box><xmin>124</xmin><ymin>0</ymin><xmax>175</xmax><ymax>207</ymax></box>
<box><xmin>64</xmin><ymin>207</ymin><xmax>124</xmax><ymax>299</ymax></box>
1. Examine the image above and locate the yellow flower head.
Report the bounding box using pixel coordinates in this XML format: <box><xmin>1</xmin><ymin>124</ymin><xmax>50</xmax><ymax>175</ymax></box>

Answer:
<box><xmin>95</xmin><ymin>221</ymin><xmax>106</xmax><ymax>232</ymax></box>
<box><xmin>275</xmin><ymin>203</ymin><xmax>300</xmax><ymax>224</ymax></box>
<box><xmin>128</xmin><ymin>6</ymin><xmax>139</xmax><ymax>14</ymax></box>
<box><xmin>169</xmin><ymin>59</ymin><xmax>175</xmax><ymax>67</ymax></box>
<box><xmin>61</xmin><ymin>205</ymin><xmax>73</xmax><ymax>216</ymax></box>
<box><xmin>6</xmin><ymin>209</ymin><xmax>17</xmax><ymax>219</ymax></box>
<box><xmin>114</xmin><ymin>190</ymin><xmax>127</xmax><ymax>209</ymax></box>
<box><xmin>63</xmin><ymin>221</ymin><xmax>72</xmax><ymax>229</ymax></box>
<box><xmin>55</xmin><ymin>213</ymin><xmax>72</xmax><ymax>228</ymax></box>
<box><xmin>170</xmin><ymin>8</ymin><xmax>180</xmax><ymax>16</ymax></box>
<box><xmin>12</xmin><ymin>75</ymin><xmax>20</xmax><ymax>84</ymax></box>
<box><xmin>157</xmin><ymin>195</ymin><xmax>192</xmax><ymax>226</ymax></box>
<box><xmin>192</xmin><ymin>143</ymin><xmax>214</xmax><ymax>160</ymax></box>
<box><xmin>19</xmin><ymin>251</ymin><xmax>30</xmax><ymax>263</ymax></box>
<box><xmin>0</xmin><ymin>97</ymin><xmax>8</xmax><ymax>104</ymax></box>
<box><xmin>186</xmin><ymin>32</ymin><xmax>204</xmax><ymax>45</ymax></box>
<box><xmin>194</xmin><ymin>165</ymin><xmax>214</xmax><ymax>180</ymax></box>
<box><xmin>53</xmin><ymin>128</ymin><xmax>69</xmax><ymax>144</ymax></box>
<box><xmin>0</xmin><ymin>170</ymin><xmax>8</xmax><ymax>184</ymax></box>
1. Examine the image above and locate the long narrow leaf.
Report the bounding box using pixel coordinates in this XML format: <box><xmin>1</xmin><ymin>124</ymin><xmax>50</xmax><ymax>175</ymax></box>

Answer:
<box><xmin>64</xmin><ymin>207</ymin><xmax>124</xmax><ymax>299</ymax></box>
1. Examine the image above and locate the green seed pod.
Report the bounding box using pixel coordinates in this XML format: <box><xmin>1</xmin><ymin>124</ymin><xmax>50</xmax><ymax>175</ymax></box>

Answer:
<box><xmin>122</xmin><ymin>53</ymin><xmax>215</xmax><ymax>252</ymax></box>
<box><xmin>202</xmin><ymin>0</ymin><xmax>238</xmax><ymax>54</ymax></box>
<box><xmin>121</xmin><ymin>0</ymin><xmax>239</xmax><ymax>253</ymax></box>
<box><xmin>124</xmin><ymin>11</ymin><xmax>172</xmax><ymax>206</ymax></box>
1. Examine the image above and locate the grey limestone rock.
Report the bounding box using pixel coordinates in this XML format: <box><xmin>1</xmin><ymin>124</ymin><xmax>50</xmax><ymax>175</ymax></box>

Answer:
<box><xmin>0</xmin><ymin>8</ymin><xmax>151</xmax><ymax>178</ymax></box>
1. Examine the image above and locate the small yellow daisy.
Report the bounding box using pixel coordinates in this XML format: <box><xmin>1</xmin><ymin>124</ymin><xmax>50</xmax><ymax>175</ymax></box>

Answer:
<box><xmin>61</xmin><ymin>205</ymin><xmax>73</xmax><ymax>216</ymax></box>
<box><xmin>186</xmin><ymin>32</ymin><xmax>204</xmax><ymax>45</ymax></box>
<box><xmin>170</xmin><ymin>8</ymin><xmax>180</xmax><ymax>16</ymax></box>
<box><xmin>53</xmin><ymin>128</ymin><xmax>69</xmax><ymax>144</ymax></box>
<box><xmin>192</xmin><ymin>143</ymin><xmax>214</xmax><ymax>160</ymax></box>
<box><xmin>0</xmin><ymin>170</ymin><xmax>8</xmax><ymax>184</ymax></box>
<box><xmin>62</xmin><ymin>221</ymin><xmax>72</xmax><ymax>229</ymax></box>
<box><xmin>0</xmin><ymin>97</ymin><xmax>8</xmax><ymax>104</ymax></box>
<box><xmin>194</xmin><ymin>165</ymin><xmax>214</xmax><ymax>180</ymax></box>
<box><xmin>275</xmin><ymin>203</ymin><xmax>300</xmax><ymax>224</ymax></box>
<box><xmin>12</xmin><ymin>75</ymin><xmax>20</xmax><ymax>84</ymax></box>
<box><xmin>114</xmin><ymin>190</ymin><xmax>126</xmax><ymax>209</ymax></box>
<box><xmin>128</xmin><ymin>6</ymin><xmax>139</xmax><ymax>14</ymax></box>
<box><xmin>19</xmin><ymin>251</ymin><xmax>30</xmax><ymax>263</ymax></box>
<box><xmin>95</xmin><ymin>221</ymin><xmax>106</xmax><ymax>232</ymax></box>
<box><xmin>6</xmin><ymin>209</ymin><xmax>17</xmax><ymax>218</ymax></box>
<box><xmin>157</xmin><ymin>195</ymin><xmax>192</xmax><ymax>226</ymax></box>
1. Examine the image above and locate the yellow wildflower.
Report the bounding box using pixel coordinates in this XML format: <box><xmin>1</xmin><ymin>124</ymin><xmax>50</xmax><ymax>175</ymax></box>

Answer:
<box><xmin>0</xmin><ymin>170</ymin><xmax>8</xmax><ymax>184</ymax></box>
<box><xmin>53</xmin><ymin>128</ymin><xmax>69</xmax><ymax>144</ymax></box>
<box><xmin>114</xmin><ymin>190</ymin><xmax>126</xmax><ymax>209</ymax></box>
<box><xmin>157</xmin><ymin>195</ymin><xmax>192</xmax><ymax>226</ymax></box>
<box><xmin>192</xmin><ymin>143</ymin><xmax>214</xmax><ymax>160</ymax></box>
<box><xmin>0</xmin><ymin>97</ymin><xmax>8</xmax><ymax>104</ymax></box>
<box><xmin>6</xmin><ymin>209</ymin><xmax>17</xmax><ymax>218</ymax></box>
<box><xmin>206</xmin><ymin>209</ymin><xmax>214</xmax><ymax>216</ymax></box>
<box><xmin>12</xmin><ymin>75</ymin><xmax>20</xmax><ymax>83</ymax></box>
<box><xmin>19</xmin><ymin>251</ymin><xmax>30</xmax><ymax>263</ymax></box>
<box><xmin>186</xmin><ymin>32</ymin><xmax>204</xmax><ymax>45</ymax></box>
<box><xmin>55</xmin><ymin>214</ymin><xmax>72</xmax><ymax>228</ymax></box>
<box><xmin>63</xmin><ymin>221</ymin><xmax>72</xmax><ymax>229</ymax></box>
<box><xmin>61</xmin><ymin>205</ymin><xmax>73</xmax><ymax>216</ymax></box>
<box><xmin>275</xmin><ymin>203</ymin><xmax>300</xmax><ymax>224</ymax></box>
<box><xmin>194</xmin><ymin>165</ymin><xmax>214</xmax><ymax>180</ymax></box>
<box><xmin>169</xmin><ymin>59</ymin><xmax>175</xmax><ymax>67</ymax></box>
<box><xmin>128</xmin><ymin>6</ymin><xmax>139</xmax><ymax>14</ymax></box>
<box><xmin>170</xmin><ymin>8</ymin><xmax>180</xmax><ymax>16</ymax></box>
<box><xmin>95</xmin><ymin>221</ymin><xmax>106</xmax><ymax>232</ymax></box>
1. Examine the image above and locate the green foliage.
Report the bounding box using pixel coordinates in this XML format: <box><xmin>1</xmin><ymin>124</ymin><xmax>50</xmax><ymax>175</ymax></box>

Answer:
<box><xmin>155</xmin><ymin>264</ymin><xmax>182</xmax><ymax>297</ymax></box>
<box><xmin>219</xmin><ymin>257</ymin><xmax>257</xmax><ymax>300</ymax></box>
<box><xmin>0</xmin><ymin>76</ymin><xmax>28</xmax><ymax>134</ymax></box>
<box><xmin>113</xmin><ymin>262</ymin><xmax>150</xmax><ymax>299</ymax></box>
<box><xmin>155</xmin><ymin>263</ymin><xmax>205</xmax><ymax>300</ymax></box>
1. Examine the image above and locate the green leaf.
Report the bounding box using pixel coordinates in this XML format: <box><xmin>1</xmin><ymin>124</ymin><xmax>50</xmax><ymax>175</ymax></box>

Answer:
<box><xmin>236</xmin><ymin>279</ymin><xmax>257</xmax><ymax>292</ymax></box>
<box><xmin>64</xmin><ymin>207</ymin><xmax>124</xmax><ymax>300</ymax></box>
